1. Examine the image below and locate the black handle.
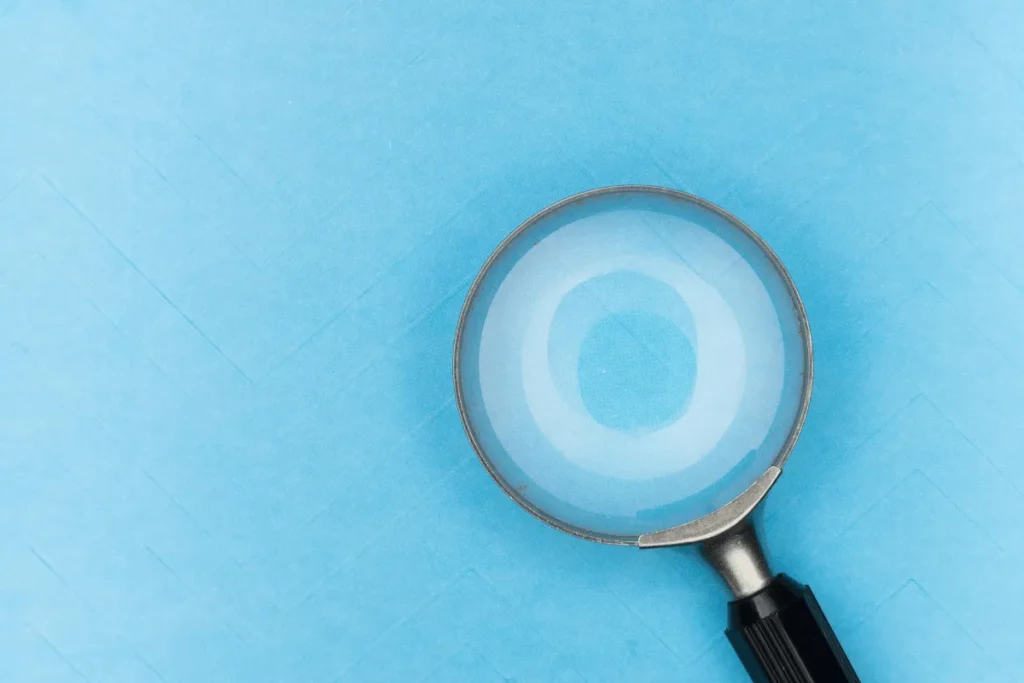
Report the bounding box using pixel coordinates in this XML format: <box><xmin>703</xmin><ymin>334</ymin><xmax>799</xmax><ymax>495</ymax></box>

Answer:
<box><xmin>726</xmin><ymin>574</ymin><xmax>859</xmax><ymax>683</ymax></box>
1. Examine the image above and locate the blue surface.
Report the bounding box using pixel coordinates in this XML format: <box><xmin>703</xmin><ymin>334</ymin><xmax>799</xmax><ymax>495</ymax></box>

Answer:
<box><xmin>2</xmin><ymin>1</ymin><xmax>1024</xmax><ymax>681</ymax></box>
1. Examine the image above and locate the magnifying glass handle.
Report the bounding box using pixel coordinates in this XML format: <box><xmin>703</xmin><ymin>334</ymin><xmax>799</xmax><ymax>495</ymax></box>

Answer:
<box><xmin>727</xmin><ymin>574</ymin><xmax>859</xmax><ymax>683</ymax></box>
<box><xmin>702</xmin><ymin>522</ymin><xmax>859</xmax><ymax>682</ymax></box>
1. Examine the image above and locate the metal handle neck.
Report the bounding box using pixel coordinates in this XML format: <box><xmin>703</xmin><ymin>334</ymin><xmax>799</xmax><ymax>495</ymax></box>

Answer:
<box><xmin>701</xmin><ymin>520</ymin><xmax>773</xmax><ymax>599</ymax></box>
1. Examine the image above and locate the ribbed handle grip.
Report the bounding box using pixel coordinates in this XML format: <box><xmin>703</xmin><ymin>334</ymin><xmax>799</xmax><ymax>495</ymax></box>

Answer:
<box><xmin>727</xmin><ymin>575</ymin><xmax>859</xmax><ymax>683</ymax></box>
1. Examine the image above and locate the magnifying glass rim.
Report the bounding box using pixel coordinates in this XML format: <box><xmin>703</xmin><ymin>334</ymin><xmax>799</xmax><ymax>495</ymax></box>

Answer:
<box><xmin>453</xmin><ymin>185</ymin><xmax>813</xmax><ymax>546</ymax></box>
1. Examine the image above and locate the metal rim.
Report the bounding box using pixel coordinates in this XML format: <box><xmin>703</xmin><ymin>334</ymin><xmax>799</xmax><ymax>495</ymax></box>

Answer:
<box><xmin>452</xmin><ymin>185</ymin><xmax>813</xmax><ymax>546</ymax></box>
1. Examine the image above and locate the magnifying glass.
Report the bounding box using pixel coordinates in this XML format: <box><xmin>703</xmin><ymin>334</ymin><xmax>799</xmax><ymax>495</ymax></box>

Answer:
<box><xmin>453</xmin><ymin>186</ymin><xmax>859</xmax><ymax>682</ymax></box>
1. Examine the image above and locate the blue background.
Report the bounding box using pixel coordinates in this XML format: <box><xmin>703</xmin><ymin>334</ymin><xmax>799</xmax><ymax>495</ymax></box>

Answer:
<box><xmin>2</xmin><ymin>1</ymin><xmax>1024</xmax><ymax>681</ymax></box>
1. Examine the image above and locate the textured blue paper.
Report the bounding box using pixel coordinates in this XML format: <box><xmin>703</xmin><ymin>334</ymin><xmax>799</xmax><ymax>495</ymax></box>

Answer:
<box><xmin>2</xmin><ymin>1</ymin><xmax>1024</xmax><ymax>681</ymax></box>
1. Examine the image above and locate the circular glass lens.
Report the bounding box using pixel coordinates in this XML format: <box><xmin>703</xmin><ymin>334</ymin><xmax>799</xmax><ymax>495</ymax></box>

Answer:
<box><xmin>455</xmin><ymin>188</ymin><xmax>809</xmax><ymax>541</ymax></box>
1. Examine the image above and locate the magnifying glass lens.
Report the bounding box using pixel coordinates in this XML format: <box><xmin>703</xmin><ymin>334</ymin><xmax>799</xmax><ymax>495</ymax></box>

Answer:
<box><xmin>455</xmin><ymin>190</ymin><xmax>809</xmax><ymax>541</ymax></box>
